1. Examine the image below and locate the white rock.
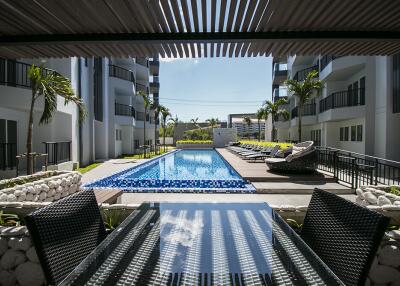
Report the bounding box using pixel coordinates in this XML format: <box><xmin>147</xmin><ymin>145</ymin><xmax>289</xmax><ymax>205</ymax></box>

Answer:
<box><xmin>0</xmin><ymin>270</ymin><xmax>17</xmax><ymax>286</ymax></box>
<box><xmin>56</xmin><ymin>179</ymin><xmax>62</xmax><ymax>187</ymax></box>
<box><xmin>356</xmin><ymin>188</ymin><xmax>364</xmax><ymax>198</ymax></box>
<box><xmin>26</xmin><ymin>247</ymin><xmax>39</xmax><ymax>263</ymax></box>
<box><xmin>378</xmin><ymin>195</ymin><xmax>392</xmax><ymax>206</ymax></box>
<box><xmin>25</xmin><ymin>193</ymin><xmax>34</xmax><ymax>201</ymax></box>
<box><xmin>54</xmin><ymin>193</ymin><xmax>61</xmax><ymax>201</ymax></box>
<box><xmin>14</xmin><ymin>189</ymin><xmax>23</xmax><ymax>197</ymax></box>
<box><xmin>56</xmin><ymin>186</ymin><xmax>63</xmax><ymax>193</ymax></box>
<box><xmin>33</xmin><ymin>184</ymin><xmax>41</xmax><ymax>194</ymax></box>
<box><xmin>61</xmin><ymin>191</ymin><xmax>69</xmax><ymax>198</ymax></box>
<box><xmin>32</xmin><ymin>194</ymin><xmax>39</xmax><ymax>202</ymax></box>
<box><xmin>13</xmin><ymin>237</ymin><xmax>32</xmax><ymax>251</ymax></box>
<box><xmin>6</xmin><ymin>194</ymin><xmax>16</xmax><ymax>202</ymax></box>
<box><xmin>378</xmin><ymin>245</ymin><xmax>400</xmax><ymax>267</ymax></box>
<box><xmin>369</xmin><ymin>265</ymin><xmax>400</xmax><ymax>284</ymax></box>
<box><xmin>385</xmin><ymin>193</ymin><xmax>399</xmax><ymax>200</ymax></box>
<box><xmin>38</xmin><ymin>192</ymin><xmax>47</xmax><ymax>201</ymax></box>
<box><xmin>15</xmin><ymin>261</ymin><xmax>45</xmax><ymax>286</ymax></box>
<box><xmin>374</xmin><ymin>190</ymin><xmax>388</xmax><ymax>196</ymax></box>
<box><xmin>364</xmin><ymin>187</ymin><xmax>376</xmax><ymax>192</ymax></box>
<box><xmin>0</xmin><ymin>237</ymin><xmax>8</xmax><ymax>256</ymax></box>
<box><xmin>17</xmin><ymin>193</ymin><xmax>26</xmax><ymax>201</ymax></box>
<box><xmin>355</xmin><ymin>196</ymin><xmax>364</xmax><ymax>205</ymax></box>
<box><xmin>48</xmin><ymin>180</ymin><xmax>56</xmax><ymax>188</ymax></box>
<box><xmin>26</xmin><ymin>186</ymin><xmax>35</xmax><ymax>193</ymax></box>
<box><xmin>41</xmin><ymin>184</ymin><xmax>49</xmax><ymax>192</ymax></box>
<box><xmin>1</xmin><ymin>226</ymin><xmax>27</xmax><ymax>237</ymax></box>
<box><xmin>364</xmin><ymin>192</ymin><xmax>378</xmax><ymax>204</ymax></box>
<box><xmin>382</xmin><ymin>205</ymin><xmax>400</xmax><ymax>211</ymax></box>
<box><xmin>61</xmin><ymin>178</ymin><xmax>68</xmax><ymax>186</ymax></box>
<box><xmin>48</xmin><ymin>188</ymin><xmax>56</xmax><ymax>197</ymax></box>
<box><xmin>44</xmin><ymin>196</ymin><xmax>54</xmax><ymax>202</ymax></box>
<box><xmin>0</xmin><ymin>249</ymin><xmax>26</xmax><ymax>270</ymax></box>
<box><xmin>66</xmin><ymin>178</ymin><xmax>72</xmax><ymax>186</ymax></box>
<box><xmin>394</xmin><ymin>201</ymin><xmax>400</xmax><ymax>206</ymax></box>
<box><xmin>0</xmin><ymin>193</ymin><xmax>8</xmax><ymax>201</ymax></box>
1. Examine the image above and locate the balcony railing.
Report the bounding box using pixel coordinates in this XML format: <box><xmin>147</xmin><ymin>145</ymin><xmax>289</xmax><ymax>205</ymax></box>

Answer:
<box><xmin>109</xmin><ymin>65</ymin><xmax>135</xmax><ymax>83</ymax></box>
<box><xmin>320</xmin><ymin>88</ymin><xmax>365</xmax><ymax>113</ymax></box>
<box><xmin>291</xmin><ymin>103</ymin><xmax>316</xmax><ymax>118</ymax></box>
<box><xmin>43</xmin><ymin>141</ymin><xmax>71</xmax><ymax>166</ymax></box>
<box><xmin>115</xmin><ymin>102</ymin><xmax>135</xmax><ymax>118</ymax></box>
<box><xmin>136</xmin><ymin>57</ymin><xmax>149</xmax><ymax>67</ymax></box>
<box><xmin>320</xmin><ymin>55</ymin><xmax>343</xmax><ymax>72</ymax></box>
<box><xmin>293</xmin><ymin>65</ymin><xmax>319</xmax><ymax>81</ymax></box>
<box><xmin>136</xmin><ymin>83</ymin><xmax>149</xmax><ymax>94</ymax></box>
<box><xmin>0</xmin><ymin>143</ymin><xmax>17</xmax><ymax>170</ymax></box>
<box><xmin>0</xmin><ymin>58</ymin><xmax>54</xmax><ymax>89</ymax></box>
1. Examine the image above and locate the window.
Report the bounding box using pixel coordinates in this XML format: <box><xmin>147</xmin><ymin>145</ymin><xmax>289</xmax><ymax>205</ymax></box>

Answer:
<box><xmin>344</xmin><ymin>127</ymin><xmax>349</xmax><ymax>141</ymax></box>
<box><xmin>340</xmin><ymin>127</ymin><xmax>344</xmax><ymax>141</ymax></box>
<box><xmin>115</xmin><ymin>129</ymin><xmax>122</xmax><ymax>141</ymax></box>
<box><xmin>357</xmin><ymin>125</ymin><xmax>363</xmax><ymax>141</ymax></box>
<box><xmin>134</xmin><ymin>140</ymin><xmax>139</xmax><ymax>149</ymax></box>
<box><xmin>360</xmin><ymin>77</ymin><xmax>365</xmax><ymax>105</ymax></box>
<box><xmin>394</xmin><ymin>53</ymin><xmax>400</xmax><ymax>113</ymax></box>
<box><xmin>311</xmin><ymin>129</ymin><xmax>321</xmax><ymax>146</ymax></box>
<box><xmin>351</xmin><ymin>126</ymin><xmax>356</xmax><ymax>141</ymax></box>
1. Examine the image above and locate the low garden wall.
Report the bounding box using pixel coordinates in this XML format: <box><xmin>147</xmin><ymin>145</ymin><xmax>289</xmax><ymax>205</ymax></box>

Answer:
<box><xmin>0</xmin><ymin>203</ymin><xmax>398</xmax><ymax>285</ymax></box>
<box><xmin>0</xmin><ymin>171</ymin><xmax>82</xmax><ymax>203</ymax></box>
<box><xmin>176</xmin><ymin>140</ymin><xmax>214</xmax><ymax>149</ymax></box>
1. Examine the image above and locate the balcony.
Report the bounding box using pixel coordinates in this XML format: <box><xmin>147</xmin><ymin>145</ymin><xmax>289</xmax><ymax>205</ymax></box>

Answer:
<box><xmin>273</xmin><ymin>88</ymin><xmax>288</xmax><ymax>101</ymax></box>
<box><xmin>320</xmin><ymin>56</ymin><xmax>342</xmax><ymax>72</ymax></box>
<box><xmin>115</xmin><ymin>102</ymin><xmax>135</xmax><ymax>118</ymax></box>
<box><xmin>150</xmin><ymin>76</ymin><xmax>160</xmax><ymax>93</ymax></box>
<box><xmin>149</xmin><ymin>59</ymin><xmax>159</xmax><ymax>76</ymax></box>
<box><xmin>320</xmin><ymin>88</ymin><xmax>365</xmax><ymax>113</ymax></box>
<box><xmin>136</xmin><ymin>83</ymin><xmax>149</xmax><ymax>94</ymax></box>
<box><xmin>0</xmin><ymin>58</ymin><xmax>54</xmax><ymax>89</ymax></box>
<box><xmin>272</xmin><ymin>63</ymin><xmax>288</xmax><ymax>85</ymax></box>
<box><xmin>291</xmin><ymin>103</ymin><xmax>316</xmax><ymax>118</ymax></box>
<box><xmin>109</xmin><ymin>65</ymin><xmax>135</xmax><ymax>83</ymax></box>
<box><xmin>293</xmin><ymin>65</ymin><xmax>318</xmax><ymax>81</ymax></box>
<box><xmin>136</xmin><ymin>57</ymin><xmax>149</xmax><ymax>67</ymax></box>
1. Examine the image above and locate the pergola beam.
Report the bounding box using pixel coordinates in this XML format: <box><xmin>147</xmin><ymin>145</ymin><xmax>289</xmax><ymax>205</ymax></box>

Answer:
<box><xmin>1</xmin><ymin>31</ymin><xmax>400</xmax><ymax>46</ymax></box>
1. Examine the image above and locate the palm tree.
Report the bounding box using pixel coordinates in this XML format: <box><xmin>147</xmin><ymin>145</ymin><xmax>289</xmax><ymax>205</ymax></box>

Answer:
<box><xmin>26</xmin><ymin>65</ymin><xmax>86</xmax><ymax>174</ymax></box>
<box><xmin>264</xmin><ymin>99</ymin><xmax>289</xmax><ymax>142</ymax></box>
<box><xmin>285</xmin><ymin>70</ymin><xmax>323</xmax><ymax>142</ymax></box>
<box><xmin>169</xmin><ymin>115</ymin><xmax>179</xmax><ymax>145</ymax></box>
<box><xmin>206</xmin><ymin>118</ymin><xmax>219</xmax><ymax>128</ymax></box>
<box><xmin>160</xmin><ymin>107</ymin><xmax>171</xmax><ymax>152</ymax></box>
<box><xmin>242</xmin><ymin>116</ymin><xmax>252</xmax><ymax>139</ymax></box>
<box><xmin>137</xmin><ymin>90</ymin><xmax>151</xmax><ymax>157</ymax></box>
<box><xmin>151</xmin><ymin>102</ymin><xmax>164</xmax><ymax>154</ymax></box>
<box><xmin>255</xmin><ymin>108</ymin><xmax>265</xmax><ymax>141</ymax></box>
<box><xmin>190</xmin><ymin>117</ymin><xmax>200</xmax><ymax>129</ymax></box>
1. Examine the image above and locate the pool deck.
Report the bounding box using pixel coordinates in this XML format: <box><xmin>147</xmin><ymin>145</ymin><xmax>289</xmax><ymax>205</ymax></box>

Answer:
<box><xmin>215</xmin><ymin>148</ymin><xmax>335</xmax><ymax>182</ymax></box>
<box><xmin>82</xmin><ymin>149</ymin><xmax>354</xmax><ymax>206</ymax></box>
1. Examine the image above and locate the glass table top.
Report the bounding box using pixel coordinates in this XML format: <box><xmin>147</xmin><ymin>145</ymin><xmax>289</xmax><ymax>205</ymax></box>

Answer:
<box><xmin>61</xmin><ymin>202</ymin><xmax>343</xmax><ymax>285</ymax></box>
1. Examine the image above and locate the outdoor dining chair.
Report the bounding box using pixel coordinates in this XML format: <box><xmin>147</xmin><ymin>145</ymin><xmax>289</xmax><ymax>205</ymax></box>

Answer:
<box><xmin>300</xmin><ymin>188</ymin><xmax>390</xmax><ymax>286</ymax></box>
<box><xmin>25</xmin><ymin>189</ymin><xmax>107</xmax><ymax>285</ymax></box>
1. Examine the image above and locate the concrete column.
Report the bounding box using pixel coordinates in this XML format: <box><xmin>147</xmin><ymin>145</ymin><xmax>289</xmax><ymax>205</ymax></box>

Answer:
<box><xmin>364</xmin><ymin>57</ymin><xmax>376</xmax><ymax>156</ymax></box>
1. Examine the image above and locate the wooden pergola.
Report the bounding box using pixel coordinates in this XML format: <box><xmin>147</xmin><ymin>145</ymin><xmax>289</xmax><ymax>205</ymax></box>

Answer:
<box><xmin>1</xmin><ymin>0</ymin><xmax>400</xmax><ymax>58</ymax></box>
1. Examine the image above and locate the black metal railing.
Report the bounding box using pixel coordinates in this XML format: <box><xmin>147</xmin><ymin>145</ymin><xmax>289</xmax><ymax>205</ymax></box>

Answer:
<box><xmin>109</xmin><ymin>65</ymin><xmax>135</xmax><ymax>83</ymax></box>
<box><xmin>43</xmin><ymin>141</ymin><xmax>71</xmax><ymax>165</ymax></box>
<box><xmin>136</xmin><ymin>57</ymin><xmax>149</xmax><ymax>67</ymax></box>
<box><xmin>316</xmin><ymin>146</ymin><xmax>400</xmax><ymax>189</ymax></box>
<box><xmin>291</xmin><ymin>103</ymin><xmax>316</xmax><ymax>118</ymax></box>
<box><xmin>0</xmin><ymin>58</ymin><xmax>53</xmax><ymax>89</ymax></box>
<box><xmin>319</xmin><ymin>56</ymin><xmax>343</xmax><ymax>72</ymax></box>
<box><xmin>320</xmin><ymin>88</ymin><xmax>365</xmax><ymax>113</ymax></box>
<box><xmin>0</xmin><ymin>143</ymin><xmax>17</xmax><ymax>170</ymax></box>
<box><xmin>136</xmin><ymin>83</ymin><xmax>149</xmax><ymax>94</ymax></box>
<box><xmin>115</xmin><ymin>102</ymin><xmax>135</xmax><ymax>117</ymax></box>
<box><xmin>136</xmin><ymin>111</ymin><xmax>145</xmax><ymax>121</ymax></box>
<box><xmin>293</xmin><ymin>65</ymin><xmax>319</xmax><ymax>81</ymax></box>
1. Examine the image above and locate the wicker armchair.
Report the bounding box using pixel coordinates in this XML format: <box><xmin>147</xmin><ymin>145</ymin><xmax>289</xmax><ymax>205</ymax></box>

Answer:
<box><xmin>25</xmin><ymin>190</ymin><xmax>106</xmax><ymax>285</ymax></box>
<box><xmin>301</xmin><ymin>188</ymin><xmax>390</xmax><ymax>286</ymax></box>
<box><xmin>265</xmin><ymin>141</ymin><xmax>316</xmax><ymax>173</ymax></box>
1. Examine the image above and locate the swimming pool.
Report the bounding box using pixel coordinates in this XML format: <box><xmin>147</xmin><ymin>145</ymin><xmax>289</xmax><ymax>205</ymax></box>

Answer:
<box><xmin>84</xmin><ymin>149</ymin><xmax>255</xmax><ymax>193</ymax></box>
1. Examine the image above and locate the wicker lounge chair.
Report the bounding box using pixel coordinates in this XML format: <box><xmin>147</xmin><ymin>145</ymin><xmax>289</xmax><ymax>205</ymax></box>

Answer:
<box><xmin>244</xmin><ymin>145</ymin><xmax>280</xmax><ymax>161</ymax></box>
<box><xmin>25</xmin><ymin>190</ymin><xmax>107</xmax><ymax>285</ymax></box>
<box><xmin>301</xmin><ymin>189</ymin><xmax>390</xmax><ymax>285</ymax></box>
<box><xmin>265</xmin><ymin>141</ymin><xmax>316</xmax><ymax>173</ymax></box>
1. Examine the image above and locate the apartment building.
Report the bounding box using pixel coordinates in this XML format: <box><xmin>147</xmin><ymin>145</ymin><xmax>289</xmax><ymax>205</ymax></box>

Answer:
<box><xmin>0</xmin><ymin>56</ymin><xmax>159</xmax><ymax>175</ymax></box>
<box><xmin>272</xmin><ymin>55</ymin><xmax>400</xmax><ymax>160</ymax></box>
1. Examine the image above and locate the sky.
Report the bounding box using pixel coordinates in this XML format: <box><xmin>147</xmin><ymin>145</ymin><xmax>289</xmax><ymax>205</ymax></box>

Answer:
<box><xmin>158</xmin><ymin>57</ymin><xmax>272</xmax><ymax>122</ymax></box>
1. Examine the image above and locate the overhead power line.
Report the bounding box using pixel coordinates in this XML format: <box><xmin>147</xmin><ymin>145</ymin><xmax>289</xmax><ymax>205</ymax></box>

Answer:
<box><xmin>159</xmin><ymin>97</ymin><xmax>266</xmax><ymax>103</ymax></box>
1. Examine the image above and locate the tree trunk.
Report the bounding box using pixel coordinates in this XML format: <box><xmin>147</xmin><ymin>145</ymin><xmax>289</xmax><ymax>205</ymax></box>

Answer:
<box><xmin>163</xmin><ymin>118</ymin><xmax>166</xmax><ymax>153</ymax></box>
<box><xmin>154</xmin><ymin>112</ymin><xmax>158</xmax><ymax>155</ymax></box>
<box><xmin>258</xmin><ymin>121</ymin><xmax>261</xmax><ymax>141</ymax></box>
<box><xmin>298</xmin><ymin>103</ymin><xmax>302</xmax><ymax>143</ymax></box>
<box><xmin>271</xmin><ymin>117</ymin><xmax>275</xmax><ymax>142</ymax></box>
<box><xmin>26</xmin><ymin>91</ymin><xmax>36</xmax><ymax>175</ymax></box>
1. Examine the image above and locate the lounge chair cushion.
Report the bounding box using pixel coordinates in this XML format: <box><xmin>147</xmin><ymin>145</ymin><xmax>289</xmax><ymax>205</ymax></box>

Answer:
<box><xmin>265</xmin><ymin>158</ymin><xmax>286</xmax><ymax>164</ymax></box>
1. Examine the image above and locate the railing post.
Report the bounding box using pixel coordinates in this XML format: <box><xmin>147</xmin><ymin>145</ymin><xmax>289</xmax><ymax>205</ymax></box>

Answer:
<box><xmin>333</xmin><ymin>151</ymin><xmax>338</xmax><ymax>181</ymax></box>
<box><xmin>54</xmin><ymin>143</ymin><xmax>58</xmax><ymax>165</ymax></box>
<box><xmin>374</xmin><ymin>158</ymin><xmax>378</xmax><ymax>185</ymax></box>
<box><xmin>353</xmin><ymin>160</ymin><xmax>358</xmax><ymax>189</ymax></box>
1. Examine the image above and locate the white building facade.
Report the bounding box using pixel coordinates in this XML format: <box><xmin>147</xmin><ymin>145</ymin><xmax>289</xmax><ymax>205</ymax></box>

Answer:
<box><xmin>272</xmin><ymin>55</ymin><xmax>400</xmax><ymax>161</ymax></box>
<box><xmin>0</xmin><ymin>56</ymin><xmax>159</xmax><ymax>174</ymax></box>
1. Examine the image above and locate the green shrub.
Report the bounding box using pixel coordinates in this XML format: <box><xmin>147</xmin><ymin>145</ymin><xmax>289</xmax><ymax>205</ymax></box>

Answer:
<box><xmin>176</xmin><ymin>140</ymin><xmax>213</xmax><ymax>144</ymax></box>
<box><xmin>239</xmin><ymin>140</ymin><xmax>292</xmax><ymax>149</ymax></box>
<box><xmin>389</xmin><ymin>186</ymin><xmax>400</xmax><ymax>196</ymax></box>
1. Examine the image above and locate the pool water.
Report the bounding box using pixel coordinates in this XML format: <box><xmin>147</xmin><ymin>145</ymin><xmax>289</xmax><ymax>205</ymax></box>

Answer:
<box><xmin>85</xmin><ymin>149</ymin><xmax>255</xmax><ymax>193</ymax></box>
